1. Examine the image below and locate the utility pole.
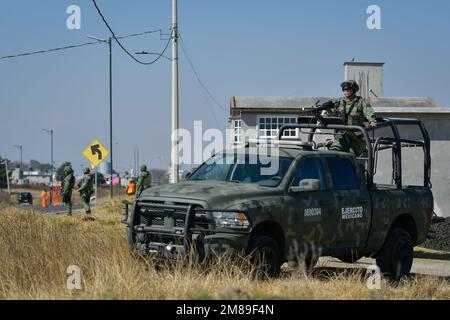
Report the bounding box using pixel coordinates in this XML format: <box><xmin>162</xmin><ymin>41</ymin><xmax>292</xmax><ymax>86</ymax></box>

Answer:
<box><xmin>133</xmin><ymin>147</ymin><xmax>136</xmax><ymax>178</ymax></box>
<box><xmin>13</xmin><ymin>145</ymin><xmax>23</xmax><ymax>180</ymax></box>
<box><xmin>94</xmin><ymin>167</ymin><xmax>98</xmax><ymax>208</ymax></box>
<box><xmin>87</xmin><ymin>35</ymin><xmax>114</xmax><ymax>199</ymax></box>
<box><xmin>137</xmin><ymin>147</ymin><xmax>140</xmax><ymax>173</ymax></box>
<box><xmin>3</xmin><ymin>158</ymin><xmax>10</xmax><ymax>195</ymax></box>
<box><xmin>42</xmin><ymin>129</ymin><xmax>54</xmax><ymax>206</ymax></box>
<box><xmin>171</xmin><ymin>0</ymin><xmax>179</xmax><ymax>184</ymax></box>
<box><xmin>109</xmin><ymin>36</ymin><xmax>113</xmax><ymax>199</ymax></box>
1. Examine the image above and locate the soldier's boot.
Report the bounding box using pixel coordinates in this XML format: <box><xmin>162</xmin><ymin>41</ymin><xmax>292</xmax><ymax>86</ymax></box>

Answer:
<box><xmin>67</xmin><ymin>203</ymin><xmax>73</xmax><ymax>216</ymax></box>
<box><xmin>84</xmin><ymin>202</ymin><xmax>91</xmax><ymax>215</ymax></box>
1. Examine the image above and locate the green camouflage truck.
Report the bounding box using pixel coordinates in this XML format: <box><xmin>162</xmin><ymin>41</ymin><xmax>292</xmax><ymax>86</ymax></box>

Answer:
<box><xmin>122</xmin><ymin>114</ymin><xmax>433</xmax><ymax>280</ymax></box>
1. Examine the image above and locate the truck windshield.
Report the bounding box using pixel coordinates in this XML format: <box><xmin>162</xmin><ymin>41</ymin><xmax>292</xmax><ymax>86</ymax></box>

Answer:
<box><xmin>188</xmin><ymin>153</ymin><xmax>294</xmax><ymax>187</ymax></box>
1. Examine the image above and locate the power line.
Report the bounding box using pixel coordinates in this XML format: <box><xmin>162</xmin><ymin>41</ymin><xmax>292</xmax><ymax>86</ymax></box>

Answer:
<box><xmin>178</xmin><ymin>33</ymin><xmax>229</xmax><ymax>113</ymax></box>
<box><xmin>0</xmin><ymin>29</ymin><xmax>165</xmax><ymax>61</ymax></box>
<box><xmin>0</xmin><ymin>41</ymin><xmax>99</xmax><ymax>60</ymax></box>
<box><xmin>91</xmin><ymin>0</ymin><xmax>172</xmax><ymax>66</ymax></box>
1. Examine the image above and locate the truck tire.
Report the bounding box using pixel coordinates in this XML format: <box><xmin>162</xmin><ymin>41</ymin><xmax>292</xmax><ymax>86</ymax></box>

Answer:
<box><xmin>247</xmin><ymin>235</ymin><xmax>281</xmax><ymax>278</ymax></box>
<box><xmin>376</xmin><ymin>228</ymin><xmax>414</xmax><ymax>280</ymax></box>
<box><xmin>127</xmin><ymin>206</ymin><xmax>140</xmax><ymax>256</ymax></box>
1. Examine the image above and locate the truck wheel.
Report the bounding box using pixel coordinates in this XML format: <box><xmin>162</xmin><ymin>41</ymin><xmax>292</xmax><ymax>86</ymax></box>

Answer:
<box><xmin>247</xmin><ymin>235</ymin><xmax>281</xmax><ymax>278</ymax></box>
<box><xmin>127</xmin><ymin>211</ymin><xmax>141</xmax><ymax>257</ymax></box>
<box><xmin>126</xmin><ymin>226</ymin><xmax>139</xmax><ymax>255</ymax></box>
<box><xmin>376</xmin><ymin>228</ymin><xmax>414</xmax><ymax>280</ymax></box>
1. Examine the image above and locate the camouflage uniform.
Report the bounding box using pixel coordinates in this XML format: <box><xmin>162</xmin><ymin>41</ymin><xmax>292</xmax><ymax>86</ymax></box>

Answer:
<box><xmin>62</xmin><ymin>166</ymin><xmax>75</xmax><ymax>215</ymax></box>
<box><xmin>329</xmin><ymin>80</ymin><xmax>377</xmax><ymax>157</ymax></box>
<box><xmin>136</xmin><ymin>164</ymin><xmax>152</xmax><ymax>198</ymax></box>
<box><xmin>79</xmin><ymin>168</ymin><xmax>94</xmax><ymax>214</ymax></box>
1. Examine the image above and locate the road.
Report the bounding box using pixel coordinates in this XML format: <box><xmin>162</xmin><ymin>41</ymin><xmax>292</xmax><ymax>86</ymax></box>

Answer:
<box><xmin>0</xmin><ymin>204</ymin><xmax>84</xmax><ymax>215</ymax></box>
<box><xmin>319</xmin><ymin>255</ymin><xmax>450</xmax><ymax>278</ymax></box>
<box><xmin>36</xmin><ymin>204</ymin><xmax>84</xmax><ymax>215</ymax></box>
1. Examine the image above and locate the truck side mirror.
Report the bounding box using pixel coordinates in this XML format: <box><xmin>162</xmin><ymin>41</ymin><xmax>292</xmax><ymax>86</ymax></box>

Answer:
<box><xmin>289</xmin><ymin>179</ymin><xmax>321</xmax><ymax>193</ymax></box>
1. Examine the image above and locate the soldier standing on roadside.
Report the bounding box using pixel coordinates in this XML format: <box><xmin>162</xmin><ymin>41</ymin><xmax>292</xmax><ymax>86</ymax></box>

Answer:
<box><xmin>79</xmin><ymin>167</ymin><xmax>94</xmax><ymax>215</ymax></box>
<box><xmin>136</xmin><ymin>164</ymin><xmax>152</xmax><ymax>198</ymax></box>
<box><xmin>62</xmin><ymin>166</ymin><xmax>75</xmax><ymax>215</ymax></box>
<box><xmin>326</xmin><ymin>80</ymin><xmax>377</xmax><ymax>157</ymax></box>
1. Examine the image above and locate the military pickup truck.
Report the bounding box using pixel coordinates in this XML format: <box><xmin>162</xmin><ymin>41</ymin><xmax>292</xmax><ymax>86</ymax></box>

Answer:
<box><xmin>122</xmin><ymin>114</ymin><xmax>433</xmax><ymax>280</ymax></box>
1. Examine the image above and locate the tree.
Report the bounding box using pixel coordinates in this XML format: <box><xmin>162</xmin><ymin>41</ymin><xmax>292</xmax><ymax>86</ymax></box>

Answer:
<box><xmin>0</xmin><ymin>156</ymin><xmax>7</xmax><ymax>189</ymax></box>
<box><xmin>29</xmin><ymin>160</ymin><xmax>52</xmax><ymax>173</ymax></box>
<box><xmin>56</xmin><ymin>162</ymin><xmax>72</xmax><ymax>182</ymax></box>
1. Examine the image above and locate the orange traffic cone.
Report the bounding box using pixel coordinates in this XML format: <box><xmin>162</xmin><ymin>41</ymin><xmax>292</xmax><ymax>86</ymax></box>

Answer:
<box><xmin>42</xmin><ymin>191</ymin><xmax>48</xmax><ymax>208</ymax></box>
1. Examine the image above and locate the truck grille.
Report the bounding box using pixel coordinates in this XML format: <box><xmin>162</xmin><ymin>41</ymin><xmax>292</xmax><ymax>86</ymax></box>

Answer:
<box><xmin>139</xmin><ymin>201</ymin><xmax>211</xmax><ymax>230</ymax></box>
<box><xmin>175</xmin><ymin>218</ymin><xmax>185</xmax><ymax>228</ymax></box>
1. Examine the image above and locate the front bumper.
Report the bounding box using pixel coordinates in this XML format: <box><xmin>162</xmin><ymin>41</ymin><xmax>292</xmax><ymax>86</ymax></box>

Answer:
<box><xmin>122</xmin><ymin>200</ymin><xmax>252</xmax><ymax>259</ymax></box>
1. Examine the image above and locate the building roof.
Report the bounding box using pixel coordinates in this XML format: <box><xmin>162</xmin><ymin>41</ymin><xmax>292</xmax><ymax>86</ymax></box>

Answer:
<box><xmin>231</xmin><ymin>96</ymin><xmax>450</xmax><ymax>114</ymax></box>
<box><xmin>344</xmin><ymin>61</ymin><xmax>385</xmax><ymax>67</ymax></box>
<box><xmin>232</xmin><ymin>97</ymin><xmax>335</xmax><ymax>111</ymax></box>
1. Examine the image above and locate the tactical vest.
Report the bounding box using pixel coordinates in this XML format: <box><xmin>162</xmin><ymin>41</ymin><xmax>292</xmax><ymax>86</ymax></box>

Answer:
<box><xmin>340</xmin><ymin>97</ymin><xmax>361</xmax><ymax>125</ymax></box>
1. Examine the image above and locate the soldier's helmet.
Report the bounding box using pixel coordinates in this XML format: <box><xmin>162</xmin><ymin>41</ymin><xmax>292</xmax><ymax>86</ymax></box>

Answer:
<box><xmin>140</xmin><ymin>164</ymin><xmax>147</xmax><ymax>172</ymax></box>
<box><xmin>64</xmin><ymin>166</ymin><xmax>73</xmax><ymax>174</ymax></box>
<box><xmin>83</xmin><ymin>168</ymin><xmax>91</xmax><ymax>174</ymax></box>
<box><xmin>340</xmin><ymin>80</ymin><xmax>360</xmax><ymax>93</ymax></box>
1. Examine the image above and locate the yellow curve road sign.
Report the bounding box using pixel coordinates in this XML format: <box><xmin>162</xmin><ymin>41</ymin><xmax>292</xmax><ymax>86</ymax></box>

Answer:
<box><xmin>83</xmin><ymin>139</ymin><xmax>109</xmax><ymax>168</ymax></box>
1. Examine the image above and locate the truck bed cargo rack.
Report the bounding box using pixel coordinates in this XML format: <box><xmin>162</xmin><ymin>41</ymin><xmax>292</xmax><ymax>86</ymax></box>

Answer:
<box><xmin>278</xmin><ymin>117</ymin><xmax>431</xmax><ymax>189</ymax></box>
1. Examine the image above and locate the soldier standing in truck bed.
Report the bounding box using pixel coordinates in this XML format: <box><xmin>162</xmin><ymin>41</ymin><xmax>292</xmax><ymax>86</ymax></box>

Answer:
<box><xmin>327</xmin><ymin>80</ymin><xmax>377</xmax><ymax>157</ymax></box>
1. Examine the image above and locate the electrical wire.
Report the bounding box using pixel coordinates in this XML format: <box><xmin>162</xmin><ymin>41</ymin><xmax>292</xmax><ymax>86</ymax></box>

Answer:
<box><xmin>0</xmin><ymin>30</ymin><xmax>165</xmax><ymax>61</ymax></box>
<box><xmin>91</xmin><ymin>0</ymin><xmax>172</xmax><ymax>66</ymax></box>
<box><xmin>0</xmin><ymin>41</ymin><xmax>99</xmax><ymax>60</ymax></box>
<box><xmin>178</xmin><ymin>33</ymin><xmax>229</xmax><ymax>113</ymax></box>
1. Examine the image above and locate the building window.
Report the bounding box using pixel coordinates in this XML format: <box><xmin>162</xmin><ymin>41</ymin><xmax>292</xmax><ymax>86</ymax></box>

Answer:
<box><xmin>234</xmin><ymin>120</ymin><xmax>242</xmax><ymax>144</ymax></box>
<box><xmin>258</xmin><ymin>116</ymin><xmax>298</xmax><ymax>140</ymax></box>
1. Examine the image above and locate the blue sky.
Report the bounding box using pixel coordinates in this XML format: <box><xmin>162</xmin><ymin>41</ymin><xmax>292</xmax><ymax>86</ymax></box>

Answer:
<box><xmin>1</xmin><ymin>0</ymin><xmax>450</xmax><ymax>173</ymax></box>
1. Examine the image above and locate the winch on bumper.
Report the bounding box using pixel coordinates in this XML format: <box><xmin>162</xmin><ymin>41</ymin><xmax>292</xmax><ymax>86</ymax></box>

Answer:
<box><xmin>122</xmin><ymin>200</ymin><xmax>252</xmax><ymax>259</ymax></box>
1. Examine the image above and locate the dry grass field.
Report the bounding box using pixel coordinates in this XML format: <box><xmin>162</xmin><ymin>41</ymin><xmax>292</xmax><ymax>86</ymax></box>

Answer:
<box><xmin>0</xmin><ymin>198</ymin><xmax>449</xmax><ymax>300</ymax></box>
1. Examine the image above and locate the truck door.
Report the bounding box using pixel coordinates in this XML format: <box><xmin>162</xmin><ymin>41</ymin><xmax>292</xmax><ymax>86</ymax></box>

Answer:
<box><xmin>287</xmin><ymin>157</ymin><xmax>333</xmax><ymax>257</ymax></box>
<box><xmin>325</xmin><ymin>157</ymin><xmax>372</xmax><ymax>253</ymax></box>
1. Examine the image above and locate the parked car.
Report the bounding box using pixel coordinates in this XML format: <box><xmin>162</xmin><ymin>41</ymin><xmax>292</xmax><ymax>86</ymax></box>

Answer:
<box><xmin>17</xmin><ymin>192</ymin><xmax>33</xmax><ymax>205</ymax></box>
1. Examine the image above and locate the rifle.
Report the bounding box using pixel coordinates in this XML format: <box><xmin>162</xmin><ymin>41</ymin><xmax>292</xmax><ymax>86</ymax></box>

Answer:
<box><xmin>298</xmin><ymin>100</ymin><xmax>340</xmax><ymax>126</ymax></box>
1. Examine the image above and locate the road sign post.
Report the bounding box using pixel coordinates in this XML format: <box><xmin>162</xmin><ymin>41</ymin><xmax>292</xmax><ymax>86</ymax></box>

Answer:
<box><xmin>82</xmin><ymin>139</ymin><xmax>110</xmax><ymax>168</ymax></box>
<box><xmin>83</xmin><ymin>139</ymin><xmax>110</xmax><ymax>202</ymax></box>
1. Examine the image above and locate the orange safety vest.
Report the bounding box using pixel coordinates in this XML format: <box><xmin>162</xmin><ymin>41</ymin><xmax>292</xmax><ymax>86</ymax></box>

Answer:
<box><xmin>42</xmin><ymin>191</ymin><xmax>48</xmax><ymax>208</ymax></box>
<box><xmin>127</xmin><ymin>182</ymin><xmax>136</xmax><ymax>195</ymax></box>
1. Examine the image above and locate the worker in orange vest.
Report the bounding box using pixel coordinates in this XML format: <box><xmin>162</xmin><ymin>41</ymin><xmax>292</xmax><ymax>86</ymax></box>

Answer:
<box><xmin>126</xmin><ymin>179</ymin><xmax>137</xmax><ymax>196</ymax></box>
<box><xmin>41</xmin><ymin>190</ymin><xmax>48</xmax><ymax>208</ymax></box>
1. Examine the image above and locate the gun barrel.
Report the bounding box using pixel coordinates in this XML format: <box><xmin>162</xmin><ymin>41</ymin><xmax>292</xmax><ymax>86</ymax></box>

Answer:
<box><xmin>303</xmin><ymin>101</ymin><xmax>336</xmax><ymax>113</ymax></box>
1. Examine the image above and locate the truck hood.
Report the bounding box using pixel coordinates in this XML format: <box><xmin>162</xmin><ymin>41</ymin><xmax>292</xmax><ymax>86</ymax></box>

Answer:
<box><xmin>140</xmin><ymin>181</ymin><xmax>280</xmax><ymax>207</ymax></box>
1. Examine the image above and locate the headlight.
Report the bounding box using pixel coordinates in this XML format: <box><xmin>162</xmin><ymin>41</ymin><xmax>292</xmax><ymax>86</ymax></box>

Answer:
<box><xmin>212</xmin><ymin>211</ymin><xmax>250</xmax><ymax>229</ymax></box>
